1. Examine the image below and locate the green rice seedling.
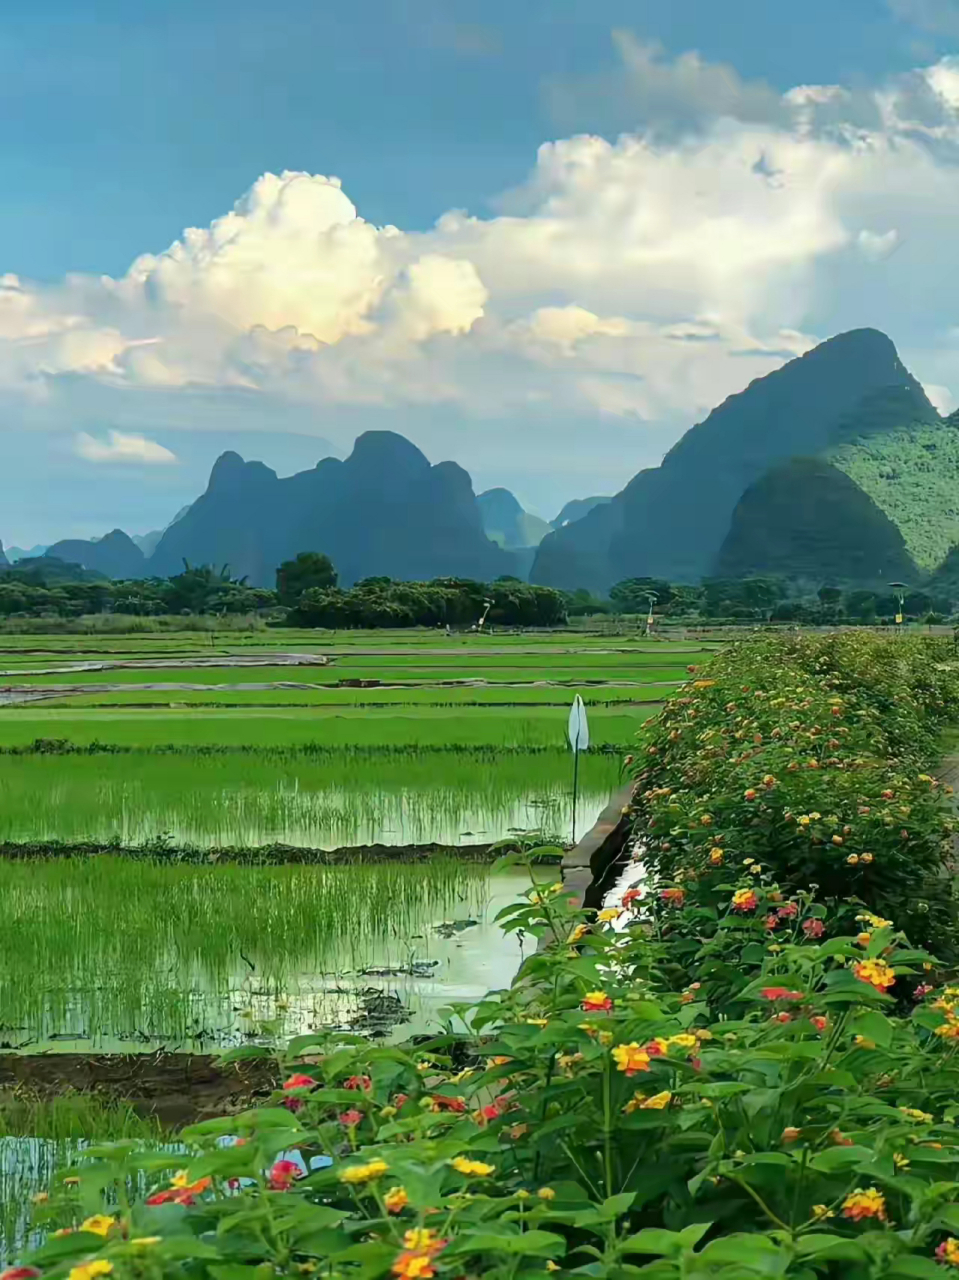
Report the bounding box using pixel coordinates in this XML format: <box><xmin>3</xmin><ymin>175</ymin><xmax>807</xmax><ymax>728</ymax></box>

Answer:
<box><xmin>0</xmin><ymin>749</ymin><xmax>619</xmax><ymax>849</ymax></box>
<box><xmin>0</xmin><ymin>857</ymin><xmax>523</xmax><ymax>1052</ymax></box>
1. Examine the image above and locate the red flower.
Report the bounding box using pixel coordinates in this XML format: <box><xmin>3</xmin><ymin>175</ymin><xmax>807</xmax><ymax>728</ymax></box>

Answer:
<box><xmin>283</xmin><ymin>1073</ymin><xmax>315</xmax><ymax>1090</ymax></box>
<box><xmin>777</xmin><ymin>902</ymin><xmax>799</xmax><ymax>919</ymax></box>
<box><xmin>761</xmin><ymin>987</ymin><xmax>804</xmax><ymax>1002</ymax></box>
<box><xmin>774</xmin><ymin>1012</ymin><xmax>792</xmax><ymax>1023</ymax></box>
<box><xmin>914</xmin><ymin>984</ymin><xmax>934</xmax><ymax>1001</ymax></box>
<box><xmin>810</xmin><ymin>1015</ymin><xmax>828</xmax><ymax>1032</ymax></box>
<box><xmin>146</xmin><ymin>1175</ymin><xmax>212</xmax><ymax>1207</ymax></box>
<box><xmin>344</xmin><ymin>1075</ymin><xmax>372</xmax><ymax>1092</ymax></box>
<box><xmin>660</xmin><ymin>888</ymin><xmax>685</xmax><ymax>908</ymax></box>
<box><xmin>268</xmin><ymin>1160</ymin><xmax>302</xmax><ymax>1191</ymax></box>
<box><xmin>392</xmin><ymin>1093</ymin><xmax>409</xmax><ymax>1109</ymax></box>
<box><xmin>802</xmin><ymin>919</ymin><xmax>825</xmax><ymax>938</ymax></box>
<box><xmin>622</xmin><ymin>887</ymin><xmax>642</xmax><ymax>909</ymax></box>
<box><xmin>430</xmin><ymin>1095</ymin><xmax>467</xmax><ymax>1113</ymax></box>
<box><xmin>764</xmin><ymin>914</ymin><xmax>779</xmax><ymax>931</ymax></box>
<box><xmin>339</xmin><ymin>1108</ymin><xmax>364</xmax><ymax>1126</ymax></box>
<box><xmin>1</xmin><ymin>1269</ymin><xmax>40</xmax><ymax>1279</ymax></box>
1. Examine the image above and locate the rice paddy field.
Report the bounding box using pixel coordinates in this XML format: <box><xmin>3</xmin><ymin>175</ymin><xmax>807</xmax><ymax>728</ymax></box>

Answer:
<box><xmin>0</xmin><ymin>625</ymin><xmax>715</xmax><ymax>1245</ymax></box>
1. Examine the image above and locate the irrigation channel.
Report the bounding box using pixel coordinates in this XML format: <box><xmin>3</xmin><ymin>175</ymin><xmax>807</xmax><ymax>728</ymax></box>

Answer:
<box><xmin>0</xmin><ymin>627</ymin><xmax>718</xmax><ymax>1255</ymax></box>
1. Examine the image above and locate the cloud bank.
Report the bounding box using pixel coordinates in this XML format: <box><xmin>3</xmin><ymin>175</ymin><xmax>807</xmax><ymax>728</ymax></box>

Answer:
<box><xmin>8</xmin><ymin>42</ymin><xmax>959</xmax><ymax>499</ymax></box>
<box><xmin>74</xmin><ymin>430</ymin><xmax>177</xmax><ymax>465</ymax></box>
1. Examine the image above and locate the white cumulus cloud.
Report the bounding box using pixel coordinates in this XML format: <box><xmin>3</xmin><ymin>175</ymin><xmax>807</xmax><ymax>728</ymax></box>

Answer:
<box><xmin>6</xmin><ymin>41</ymin><xmax>959</xmax><ymax>503</ymax></box>
<box><xmin>74</xmin><ymin>431</ymin><xmax>177</xmax><ymax>465</ymax></box>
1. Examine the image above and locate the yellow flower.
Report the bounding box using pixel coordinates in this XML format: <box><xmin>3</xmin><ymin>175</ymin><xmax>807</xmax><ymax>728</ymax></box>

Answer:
<box><xmin>403</xmin><ymin>1228</ymin><xmax>443</xmax><ymax>1251</ymax></box>
<box><xmin>69</xmin><ymin>1264</ymin><xmax>113</xmax><ymax>1280</ymax></box>
<box><xmin>546</xmin><ymin>1264</ymin><xmax>560</xmax><ymax>1273</ymax></box>
<box><xmin>537</xmin><ymin>1186</ymin><xmax>556</xmax><ymax>1200</ymax></box>
<box><xmin>384</xmin><ymin>1186</ymin><xmax>409</xmax><ymax>1213</ymax></box>
<box><xmin>340</xmin><ymin>1158</ymin><xmax>389</xmax><ymax>1184</ymax></box>
<box><xmin>853</xmin><ymin>1035</ymin><xmax>876</xmax><ymax>1050</ymax></box>
<box><xmin>131</xmin><ymin>1237</ymin><xmax>162</xmax><ymax>1247</ymax></box>
<box><xmin>938</xmin><ymin>1239</ymin><xmax>959</xmax><ymax>1267</ymax></box>
<box><xmin>893</xmin><ymin>1153</ymin><xmax>910</xmax><ymax>1171</ymax></box>
<box><xmin>842</xmin><ymin>1187</ymin><xmax>887</xmax><ymax>1221</ymax></box>
<box><xmin>899</xmin><ymin>1107</ymin><xmax>933</xmax><ymax>1123</ymax></box>
<box><xmin>812</xmin><ymin>1205</ymin><xmax>834</xmax><ymax>1221</ymax></box>
<box><xmin>611</xmin><ymin>1043</ymin><xmax>651</xmax><ymax>1076</ymax></box>
<box><xmin>80</xmin><ymin>1215</ymin><xmax>116</xmax><ymax>1237</ymax></box>
<box><xmin>170</xmin><ymin>1170</ymin><xmax>193</xmax><ymax>1189</ymax></box>
<box><xmin>639</xmin><ymin>1091</ymin><xmax>673</xmax><ymax>1110</ymax></box>
<box><xmin>596</xmin><ymin>908</ymin><xmax>621</xmax><ymax>923</ymax></box>
<box><xmin>450</xmin><ymin>1156</ymin><xmax>496</xmax><ymax>1176</ymax></box>
<box><xmin>667</xmin><ymin>1033</ymin><xmax>698</xmax><ymax>1051</ymax></box>
<box><xmin>566</xmin><ymin>924</ymin><xmax>589</xmax><ymax>944</ymax></box>
<box><xmin>856</xmin><ymin>932</ymin><xmax>872</xmax><ymax>946</ymax></box>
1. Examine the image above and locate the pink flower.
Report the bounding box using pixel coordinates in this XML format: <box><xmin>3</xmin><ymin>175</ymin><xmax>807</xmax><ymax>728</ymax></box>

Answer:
<box><xmin>802</xmin><ymin>919</ymin><xmax>825</xmax><ymax>938</ymax></box>
<box><xmin>339</xmin><ymin>1108</ymin><xmax>364</xmax><ymax>1126</ymax></box>
<box><xmin>761</xmin><ymin>987</ymin><xmax>805</xmax><ymax>1002</ymax></box>
<box><xmin>268</xmin><ymin>1160</ymin><xmax>302</xmax><ymax>1191</ymax></box>
<box><xmin>344</xmin><ymin>1075</ymin><xmax>372</xmax><ymax>1092</ymax></box>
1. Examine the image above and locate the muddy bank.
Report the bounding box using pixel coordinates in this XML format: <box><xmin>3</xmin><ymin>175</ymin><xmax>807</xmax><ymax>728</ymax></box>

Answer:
<box><xmin>0</xmin><ymin>1053</ymin><xmax>280</xmax><ymax>1127</ymax></box>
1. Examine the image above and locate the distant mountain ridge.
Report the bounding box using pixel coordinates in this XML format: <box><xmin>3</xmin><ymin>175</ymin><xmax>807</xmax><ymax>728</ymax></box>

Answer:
<box><xmin>477</xmin><ymin>489</ymin><xmax>551</xmax><ymax>550</ymax></box>
<box><xmin>148</xmin><ymin>431</ymin><xmax>515</xmax><ymax>587</ymax></box>
<box><xmin>531</xmin><ymin>328</ymin><xmax>946</xmax><ymax>591</ymax></box>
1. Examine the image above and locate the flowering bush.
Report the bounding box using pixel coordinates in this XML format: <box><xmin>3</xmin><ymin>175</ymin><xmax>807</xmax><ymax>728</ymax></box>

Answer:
<box><xmin>635</xmin><ymin>632</ymin><xmax>959</xmax><ymax>960</ymax></box>
<box><xmin>13</xmin><ymin>635</ymin><xmax>959</xmax><ymax>1279</ymax></box>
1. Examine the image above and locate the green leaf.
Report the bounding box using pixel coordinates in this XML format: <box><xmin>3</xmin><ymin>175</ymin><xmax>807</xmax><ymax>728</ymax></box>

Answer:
<box><xmin>621</xmin><ymin>1229</ymin><xmax>683</xmax><ymax>1258</ymax></box>
<box><xmin>808</xmin><ymin>1145</ymin><xmax>875</xmax><ymax>1172</ymax></box>
<box><xmin>849</xmin><ymin>1008</ymin><xmax>894</xmax><ymax>1048</ymax></box>
<box><xmin>447</xmin><ymin>1230</ymin><xmax>566</xmax><ymax>1258</ymax></box>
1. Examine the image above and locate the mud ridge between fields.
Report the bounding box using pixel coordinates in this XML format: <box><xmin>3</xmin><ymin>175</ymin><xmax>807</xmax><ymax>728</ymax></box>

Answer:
<box><xmin>0</xmin><ymin>1053</ymin><xmax>281</xmax><ymax>1127</ymax></box>
<box><xmin>0</xmin><ymin>838</ymin><xmax>565</xmax><ymax>864</ymax></box>
<box><xmin>0</xmin><ymin>678</ymin><xmax>682</xmax><ymax>707</ymax></box>
<box><xmin>0</xmin><ymin>653</ymin><xmax>331</xmax><ymax>677</ymax></box>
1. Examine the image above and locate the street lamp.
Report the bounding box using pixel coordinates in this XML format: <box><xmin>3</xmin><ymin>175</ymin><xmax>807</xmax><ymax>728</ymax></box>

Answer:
<box><xmin>644</xmin><ymin>592</ymin><xmax>658</xmax><ymax>637</ymax></box>
<box><xmin>888</xmin><ymin>582</ymin><xmax>908</xmax><ymax>631</ymax></box>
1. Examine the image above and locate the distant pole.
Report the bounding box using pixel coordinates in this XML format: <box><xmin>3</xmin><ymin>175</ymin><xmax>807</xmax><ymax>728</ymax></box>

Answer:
<box><xmin>567</xmin><ymin>695</ymin><xmax>590</xmax><ymax>845</ymax></box>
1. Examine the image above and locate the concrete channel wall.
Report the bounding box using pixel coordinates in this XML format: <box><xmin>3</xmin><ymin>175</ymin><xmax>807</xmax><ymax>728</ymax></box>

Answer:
<box><xmin>556</xmin><ymin>781</ymin><xmax>636</xmax><ymax>913</ymax></box>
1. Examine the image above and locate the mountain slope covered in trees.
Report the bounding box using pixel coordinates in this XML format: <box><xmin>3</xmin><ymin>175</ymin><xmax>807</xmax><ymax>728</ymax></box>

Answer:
<box><xmin>531</xmin><ymin>329</ymin><xmax>942</xmax><ymax>591</ymax></box>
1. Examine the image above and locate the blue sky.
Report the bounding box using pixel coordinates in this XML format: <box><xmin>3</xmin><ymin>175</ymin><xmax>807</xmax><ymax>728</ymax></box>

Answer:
<box><xmin>4</xmin><ymin>0</ymin><xmax>959</xmax><ymax>545</ymax></box>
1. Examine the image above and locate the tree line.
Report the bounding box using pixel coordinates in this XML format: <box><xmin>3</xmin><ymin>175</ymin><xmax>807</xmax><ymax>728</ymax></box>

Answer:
<box><xmin>0</xmin><ymin>553</ymin><xmax>567</xmax><ymax>628</ymax></box>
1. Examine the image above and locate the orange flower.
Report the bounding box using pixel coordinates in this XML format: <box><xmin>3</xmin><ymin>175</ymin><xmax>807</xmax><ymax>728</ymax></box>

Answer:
<box><xmin>853</xmin><ymin>959</ymin><xmax>896</xmax><ymax>992</ymax></box>
<box><xmin>731</xmin><ymin>888</ymin><xmax>758</xmax><ymax>913</ymax></box>
<box><xmin>781</xmin><ymin>1127</ymin><xmax>801</xmax><ymax>1142</ymax></box>
<box><xmin>611</xmin><ymin>1043</ymin><xmax>651</xmax><ymax>1076</ymax></box>
<box><xmin>384</xmin><ymin>1186</ymin><xmax>409</xmax><ymax>1214</ymax></box>
<box><xmin>842</xmin><ymin>1187</ymin><xmax>887</xmax><ymax>1222</ymax></box>
<box><xmin>660</xmin><ymin>888</ymin><xmax>685</xmax><ymax>907</ymax></box>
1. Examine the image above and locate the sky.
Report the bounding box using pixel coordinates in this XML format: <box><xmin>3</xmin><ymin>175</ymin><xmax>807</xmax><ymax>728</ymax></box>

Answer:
<box><xmin>7</xmin><ymin>0</ymin><xmax>959</xmax><ymax>544</ymax></box>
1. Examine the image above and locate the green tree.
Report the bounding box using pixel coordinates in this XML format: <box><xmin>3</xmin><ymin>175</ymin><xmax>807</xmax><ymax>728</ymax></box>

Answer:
<box><xmin>276</xmin><ymin>552</ymin><xmax>337</xmax><ymax>607</ymax></box>
<box><xmin>609</xmin><ymin>577</ymin><xmax>674</xmax><ymax>612</ymax></box>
